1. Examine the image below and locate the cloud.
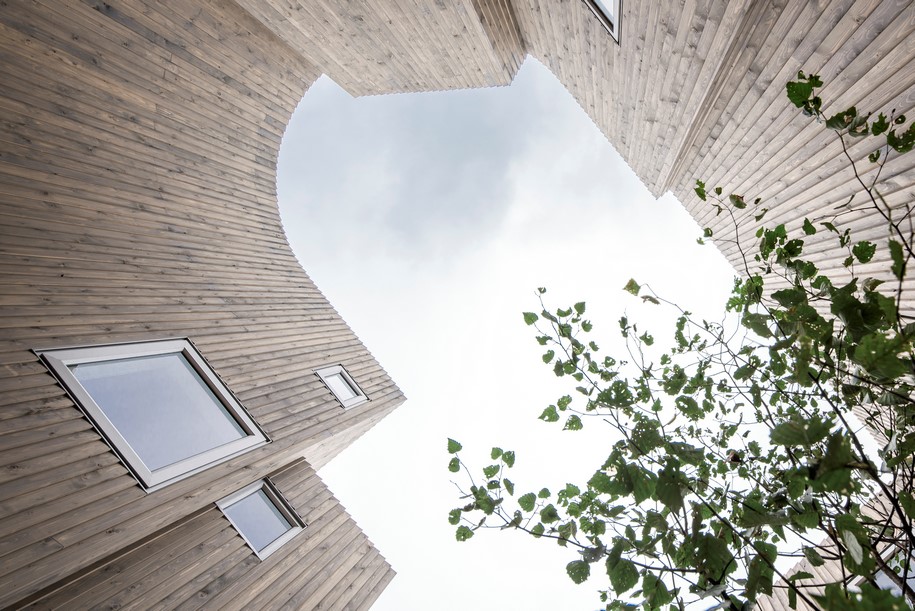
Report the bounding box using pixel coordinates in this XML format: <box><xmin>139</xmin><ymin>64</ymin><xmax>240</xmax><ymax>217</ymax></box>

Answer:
<box><xmin>278</xmin><ymin>60</ymin><xmax>616</xmax><ymax>267</ymax></box>
<box><xmin>276</xmin><ymin>56</ymin><xmax>736</xmax><ymax>611</ymax></box>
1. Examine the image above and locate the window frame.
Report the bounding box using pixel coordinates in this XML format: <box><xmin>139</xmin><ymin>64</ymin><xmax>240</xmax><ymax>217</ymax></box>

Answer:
<box><xmin>315</xmin><ymin>364</ymin><xmax>368</xmax><ymax>409</ymax></box>
<box><xmin>581</xmin><ymin>0</ymin><xmax>621</xmax><ymax>43</ymax></box>
<box><xmin>36</xmin><ymin>338</ymin><xmax>268</xmax><ymax>491</ymax></box>
<box><xmin>217</xmin><ymin>479</ymin><xmax>305</xmax><ymax>560</ymax></box>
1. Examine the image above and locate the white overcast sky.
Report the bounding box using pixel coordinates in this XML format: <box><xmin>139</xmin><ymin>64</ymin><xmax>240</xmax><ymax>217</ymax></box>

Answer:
<box><xmin>276</xmin><ymin>58</ymin><xmax>736</xmax><ymax>611</ymax></box>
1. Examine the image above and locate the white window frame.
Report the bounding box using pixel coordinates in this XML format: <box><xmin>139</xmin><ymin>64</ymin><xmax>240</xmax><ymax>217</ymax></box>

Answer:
<box><xmin>217</xmin><ymin>479</ymin><xmax>305</xmax><ymax>560</ymax></box>
<box><xmin>36</xmin><ymin>339</ymin><xmax>268</xmax><ymax>491</ymax></box>
<box><xmin>315</xmin><ymin>364</ymin><xmax>368</xmax><ymax>409</ymax></box>
<box><xmin>582</xmin><ymin>0</ymin><xmax>621</xmax><ymax>43</ymax></box>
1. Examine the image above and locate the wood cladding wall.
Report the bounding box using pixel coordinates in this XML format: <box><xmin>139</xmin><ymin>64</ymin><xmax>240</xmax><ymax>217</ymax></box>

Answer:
<box><xmin>0</xmin><ymin>0</ymin><xmax>402</xmax><ymax>607</ymax></box>
<box><xmin>17</xmin><ymin>459</ymin><xmax>394</xmax><ymax>611</ymax></box>
<box><xmin>515</xmin><ymin>0</ymin><xmax>915</xmax><ymax>312</ymax></box>
<box><xmin>2</xmin><ymin>0</ymin><xmax>914</xmax><ymax>608</ymax></box>
<box><xmin>232</xmin><ymin>0</ymin><xmax>524</xmax><ymax>97</ymax></box>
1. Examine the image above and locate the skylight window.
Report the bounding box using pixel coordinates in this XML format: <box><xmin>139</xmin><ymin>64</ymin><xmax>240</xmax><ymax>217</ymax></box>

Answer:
<box><xmin>37</xmin><ymin>339</ymin><xmax>267</xmax><ymax>490</ymax></box>
<box><xmin>218</xmin><ymin>479</ymin><xmax>304</xmax><ymax>559</ymax></box>
<box><xmin>315</xmin><ymin>365</ymin><xmax>368</xmax><ymax>409</ymax></box>
<box><xmin>582</xmin><ymin>0</ymin><xmax>621</xmax><ymax>42</ymax></box>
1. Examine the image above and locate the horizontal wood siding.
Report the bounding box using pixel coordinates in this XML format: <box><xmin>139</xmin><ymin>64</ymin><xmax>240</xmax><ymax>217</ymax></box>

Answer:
<box><xmin>0</xmin><ymin>0</ymin><xmax>402</xmax><ymax>606</ymax></box>
<box><xmin>231</xmin><ymin>0</ymin><xmax>526</xmax><ymax>97</ymax></box>
<box><xmin>513</xmin><ymin>0</ymin><xmax>914</xmax><ymax>314</ymax></box>
<box><xmin>666</xmin><ymin>0</ymin><xmax>915</xmax><ymax>316</ymax></box>
<box><xmin>3</xmin><ymin>0</ymin><xmax>914</xmax><ymax>608</ymax></box>
<box><xmin>18</xmin><ymin>459</ymin><xmax>394</xmax><ymax>611</ymax></box>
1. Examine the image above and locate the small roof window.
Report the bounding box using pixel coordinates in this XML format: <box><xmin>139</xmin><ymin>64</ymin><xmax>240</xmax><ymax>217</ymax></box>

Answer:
<box><xmin>315</xmin><ymin>364</ymin><xmax>368</xmax><ymax>409</ymax></box>
<box><xmin>218</xmin><ymin>479</ymin><xmax>305</xmax><ymax>559</ymax></box>
<box><xmin>582</xmin><ymin>0</ymin><xmax>621</xmax><ymax>43</ymax></box>
<box><xmin>37</xmin><ymin>339</ymin><xmax>267</xmax><ymax>490</ymax></box>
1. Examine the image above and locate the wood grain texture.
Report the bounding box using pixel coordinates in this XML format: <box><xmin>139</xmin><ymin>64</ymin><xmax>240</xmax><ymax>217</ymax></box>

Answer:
<box><xmin>3</xmin><ymin>0</ymin><xmax>914</xmax><ymax>607</ymax></box>
<box><xmin>20</xmin><ymin>460</ymin><xmax>392</xmax><ymax>611</ymax></box>
<box><xmin>0</xmin><ymin>0</ymin><xmax>402</xmax><ymax>607</ymax></box>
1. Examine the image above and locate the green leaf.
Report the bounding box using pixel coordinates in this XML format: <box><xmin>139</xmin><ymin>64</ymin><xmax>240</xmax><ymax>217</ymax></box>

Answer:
<box><xmin>566</xmin><ymin>560</ymin><xmax>590</xmax><ymax>584</ymax></box>
<box><xmin>742</xmin><ymin>312</ymin><xmax>773</xmax><ymax>338</ymax></box>
<box><xmin>448</xmin><ymin>457</ymin><xmax>460</xmax><ymax>473</ymax></box>
<box><xmin>888</xmin><ymin>122</ymin><xmax>915</xmax><ymax>153</ymax></box>
<box><xmin>813</xmin><ymin>433</ymin><xmax>854</xmax><ymax>494</ymax></box>
<box><xmin>503</xmin><ymin>478</ymin><xmax>514</xmax><ymax>496</ymax></box>
<box><xmin>627</xmin><ymin>465</ymin><xmax>656</xmax><ymax>504</ymax></box>
<box><xmin>872</xmin><ymin>113</ymin><xmax>889</xmax><ymax>136</ymax></box>
<box><xmin>531</xmin><ymin>523</ymin><xmax>545</xmax><ymax>538</ymax></box>
<box><xmin>770</xmin><ymin>415</ymin><xmax>832</xmax><ymax>446</ymax></box>
<box><xmin>853</xmin><ymin>333</ymin><xmax>908</xmax><ymax>380</ymax></box>
<box><xmin>695</xmin><ymin>180</ymin><xmax>707</xmax><ymax>201</ymax></box>
<box><xmin>642</xmin><ymin>573</ymin><xmax>674</xmax><ymax>607</ymax></box>
<box><xmin>814</xmin><ymin>583</ymin><xmax>908</xmax><ymax>611</ymax></box>
<box><xmin>574</xmin><ymin>301</ymin><xmax>586</xmax><ymax>315</ymax></box>
<box><xmin>803</xmin><ymin>218</ymin><xmax>816</xmax><ymax>235</ymax></box>
<box><xmin>564</xmin><ymin>415</ymin><xmax>583</xmax><ymax>431</ymax></box>
<box><xmin>786</xmin><ymin>79</ymin><xmax>815</xmax><ymax>108</ymax></box>
<box><xmin>540</xmin><ymin>504</ymin><xmax>559</xmax><ymax>523</ymax></box>
<box><xmin>447</xmin><ymin>438</ymin><xmax>462</xmax><ymax>454</ymax></box>
<box><xmin>852</xmin><ymin>241</ymin><xmax>876</xmax><ymax>263</ymax></box>
<box><xmin>771</xmin><ymin>287</ymin><xmax>805</xmax><ymax>308</ymax></box>
<box><xmin>803</xmin><ymin>546</ymin><xmax>825</xmax><ymax>567</ymax></box>
<box><xmin>523</xmin><ymin>312</ymin><xmax>539</xmax><ymax>325</ymax></box>
<box><xmin>825</xmin><ymin>107</ymin><xmax>856</xmax><ymax>131</ymax></box>
<box><xmin>475</xmin><ymin>492</ymin><xmax>495</xmax><ymax>515</ymax></box>
<box><xmin>539</xmin><ymin>405</ymin><xmax>560</xmax><ymax>422</ymax></box>
<box><xmin>869</xmin><ymin>150</ymin><xmax>881</xmax><ymax>163</ymax></box>
<box><xmin>899</xmin><ymin>491</ymin><xmax>915</xmax><ymax>519</ymax></box>
<box><xmin>455</xmin><ymin>525</ymin><xmax>474</xmax><ymax>541</ymax></box>
<box><xmin>538</xmin><ymin>487</ymin><xmax>551</xmax><ymax>499</ymax></box>
<box><xmin>656</xmin><ymin>462</ymin><xmax>685</xmax><ymax>512</ymax></box>
<box><xmin>448</xmin><ymin>508</ymin><xmax>461</xmax><ymax>525</ymax></box>
<box><xmin>746</xmin><ymin>550</ymin><xmax>775</xmax><ymax>599</ymax></box>
<box><xmin>729</xmin><ymin>194</ymin><xmax>747</xmax><ymax>209</ymax></box>
<box><xmin>836</xmin><ymin>514</ymin><xmax>873</xmax><ymax>576</ymax></box>
<box><xmin>542</xmin><ymin>350</ymin><xmax>555</xmax><ymax>363</ymax></box>
<box><xmin>632</xmin><ymin>420</ymin><xmax>663</xmax><ymax>454</ymax></box>
<box><xmin>675</xmin><ymin>395</ymin><xmax>700</xmax><ymax>417</ymax></box>
<box><xmin>518</xmin><ymin>493</ymin><xmax>536</xmax><ymax>512</ymax></box>
<box><xmin>588</xmin><ymin>471</ymin><xmax>614</xmax><ymax>494</ymax></box>
<box><xmin>608</xmin><ymin>558</ymin><xmax>639</xmax><ymax>595</ymax></box>
<box><xmin>491</xmin><ymin>447</ymin><xmax>502</xmax><ymax>460</ymax></box>
<box><xmin>502</xmin><ymin>451</ymin><xmax>515</xmax><ymax>468</ymax></box>
<box><xmin>792</xmin><ymin>509</ymin><xmax>820</xmax><ymax>529</ymax></box>
<box><xmin>889</xmin><ymin>239</ymin><xmax>905</xmax><ymax>280</ymax></box>
<box><xmin>623</xmin><ymin>278</ymin><xmax>641</xmax><ymax>296</ymax></box>
<box><xmin>483</xmin><ymin>464</ymin><xmax>499</xmax><ymax>479</ymax></box>
<box><xmin>668</xmin><ymin>442</ymin><xmax>705</xmax><ymax>466</ymax></box>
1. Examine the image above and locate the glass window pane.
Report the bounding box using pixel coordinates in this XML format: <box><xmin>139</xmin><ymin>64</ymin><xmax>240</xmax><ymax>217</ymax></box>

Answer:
<box><xmin>224</xmin><ymin>489</ymin><xmax>293</xmax><ymax>552</ymax></box>
<box><xmin>593</xmin><ymin>0</ymin><xmax>615</xmax><ymax>19</ymax></box>
<box><xmin>326</xmin><ymin>373</ymin><xmax>358</xmax><ymax>402</ymax></box>
<box><xmin>71</xmin><ymin>353</ymin><xmax>246</xmax><ymax>471</ymax></box>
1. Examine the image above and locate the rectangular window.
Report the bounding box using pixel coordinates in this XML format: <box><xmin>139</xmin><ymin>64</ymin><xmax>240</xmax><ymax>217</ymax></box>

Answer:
<box><xmin>217</xmin><ymin>479</ymin><xmax>304</xmax><ymax>559</ymax></box>
<box><xmin>37</xmin><ymin>339</ymin><xmax>267</xmax><ymax>490</ymax></box>
<box><xmin>582</xmin><ymin>0</ymin><xmax>621</xmax><ymax>43</ymax></box>
<box><xmin>315</xmin><ymin>365</ymin><xmax>368</xmax><ymax>409</ymax></box>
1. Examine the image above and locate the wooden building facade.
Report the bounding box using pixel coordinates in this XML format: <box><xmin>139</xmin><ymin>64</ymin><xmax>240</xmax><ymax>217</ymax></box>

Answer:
<box><xmin>0</xmin><ymin>0</ymin><xmax>912</xmax><ymax>609</ymax></box>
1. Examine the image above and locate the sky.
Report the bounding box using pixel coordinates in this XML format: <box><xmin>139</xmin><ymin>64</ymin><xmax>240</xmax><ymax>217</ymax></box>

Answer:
<box><xmin>276</xmin><ymin>58</ymin><xmax>736</xmax><ymax>611</ymax></box>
